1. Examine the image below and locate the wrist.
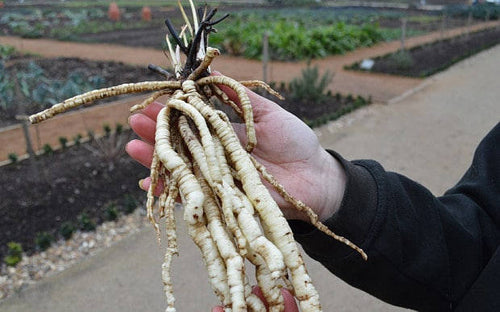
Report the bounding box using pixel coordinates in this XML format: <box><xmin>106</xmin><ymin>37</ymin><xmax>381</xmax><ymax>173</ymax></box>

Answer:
<box><xmin>314</xmin><ymin>149</ymin><xmax>346</xmax><ymax>222</ymax></box>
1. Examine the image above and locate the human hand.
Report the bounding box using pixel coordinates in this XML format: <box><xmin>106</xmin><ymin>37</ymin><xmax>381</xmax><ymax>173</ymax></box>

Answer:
<box><xmin>126</xmin><ymin>75</ymin><xmax>346</xmax><ymax>222</ymax></box>
<box><xmin>211</xmin><ymin>286</ymin><xmax>298</xmax><ymax>312</ymax></box>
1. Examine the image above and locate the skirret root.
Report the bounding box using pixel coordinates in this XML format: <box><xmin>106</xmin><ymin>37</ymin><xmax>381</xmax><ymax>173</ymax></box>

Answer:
<box><xmin>28</xmin><ymin>2</ymin><xmax>367</xmax><ymax>311</ymax></box>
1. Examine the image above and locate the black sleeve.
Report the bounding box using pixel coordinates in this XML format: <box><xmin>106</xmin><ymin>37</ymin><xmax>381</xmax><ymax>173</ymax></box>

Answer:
<box><xmin>289</xmin><ymin>123</ymin><xmax>500</xmax><ymax>311</ymax></box>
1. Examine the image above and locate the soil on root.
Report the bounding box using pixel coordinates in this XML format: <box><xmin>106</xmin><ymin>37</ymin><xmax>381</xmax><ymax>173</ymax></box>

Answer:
<box><xmin>347</xmin><ymin>27</ymin><xmax>500</xmax><ymax>77</ymax></box>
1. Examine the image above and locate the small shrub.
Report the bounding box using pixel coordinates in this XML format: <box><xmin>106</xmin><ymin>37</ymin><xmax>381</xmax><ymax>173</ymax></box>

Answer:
<box><xmin>4</xmin><ymin>242</ymin><xmax>23</xmax><ymax>266</ymax></box>
<box><xmin>8</xmin><ymin>152</ymin><xmax>18</xmax><ymax>163</ymax></box>
<box><xmin>115</xmin><ymin>123</ymin><xmax>123</xmax><ymax>135</ymax></box>
<box><xmin>78</xmin><ymin>212</ymin><xmax>96</xmax><ymax>232</ymax></box>
<box><xmin>390</xmin><ymin>50</ymin><xmax>414</xmax><ymax>71</ymax></box>
<box><xmin>0</xmin><ymin>44</ymin><xmax>16</xmax><ymax>60</ymax></box>
<box><xmin>289</xmin><ymin>65</ymin><xmax>334</xmax><ymax>104</ymax></box>
<box><xmin>123</xmin><ymin>194</ymin><xmax>138</xmax><ymax>214</ymax></box>
<box><xmin>43</xmin><ymin>143</ymin><xmax>53</xmax><ymax>155</ymax></box>
<box><xmin>73</xmin><ymin>133</ymin><xmax>83</xmax><ymax>146</ymax></box>
<box><xmin>335</xmin><ymin>92</ymin><xmax>342</xmax><ymax>101</ymax></box>
<box><xmin>105</xmin><ymin>203</ymin><xmax>119</xmax><ymax>221</ymax></box>
<box><xmin>60</xmin><ymin>221</ymin><xmax>76</xmax><ymax>240</ymax></box>
<box><xmin>103</xmin><ymin>123</ymin><xmax>112</xmax><ymax>137</ymax></box>
<box><xmin>35</xmin><ymin>231</ymin><xmax>54</xmax><ymax>251</ymax></box>
<box><xmin>355</xmin><ymin>95</ymin><xmax>367</xmax><ymax>106</ymax></box>
<box><xmin>59</xmin><ymin>136</ymin><xmax>68</xmax><ymax>149</ymax></box>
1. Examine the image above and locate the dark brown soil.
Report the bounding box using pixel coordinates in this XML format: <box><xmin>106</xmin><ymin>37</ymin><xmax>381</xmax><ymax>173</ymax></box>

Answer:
<box><xmin>0</xmin><ymin>130</ymin><xmax>148</xmax><ymax>259</ymax></box>
<box><xmin>347</xmin><ymin>27</ymin><xmax>500</xmax><ymax>77</ymax></box>
<box><xmin>80</xmin><ymin>27</ymin><xmax>166</xmax><ymax>48</ymax></box>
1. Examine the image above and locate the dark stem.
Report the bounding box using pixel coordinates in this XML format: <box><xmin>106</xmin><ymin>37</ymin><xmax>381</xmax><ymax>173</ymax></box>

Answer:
<box><xmin>165</xmin><ymin>19</ymin><xmax>188</xmax><ymax>54</ymax></box>
<box><xmin>148</xmin><ymin>64</ymin><xmax>173</xmax><ymax>79</ymax></box>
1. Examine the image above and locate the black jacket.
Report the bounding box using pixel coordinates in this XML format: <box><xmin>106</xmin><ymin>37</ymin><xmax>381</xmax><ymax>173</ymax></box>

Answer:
<box><xmin>290</xmin><ymin>123</ymin><xmax>500</xmax><ymax>311</ymax></box>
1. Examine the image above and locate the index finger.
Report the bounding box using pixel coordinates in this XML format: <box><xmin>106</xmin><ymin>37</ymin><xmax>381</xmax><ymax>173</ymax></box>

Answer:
<box><xmin>133</xmin><ymin>101</ymin><xmax>164</xmax><ymax>122</ymax></box>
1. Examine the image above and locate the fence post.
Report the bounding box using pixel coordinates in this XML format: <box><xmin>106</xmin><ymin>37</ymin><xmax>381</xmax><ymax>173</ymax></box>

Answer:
<box><xmin>466</xmin><ymin>11</ymin><xmax>472</xmax><ymax>40</ymax></box>
<box><xmin>262</xmin><ymin>31</ymin><xmax>269</xmax><ymax>83</ymax></box>
<box><xmin>400</xmin><ymin>17</ymin><xmax>407</xmax><ymax>51</ymax></box>
<box><xmin>440</xmin><ymin>14</ymin><xmax>447</xmax><ymax>40</ymax></box>
<box><xmin>16</xmin><ymin>115</ymin><xmax>40</xmax><ymax>180</ymax></box>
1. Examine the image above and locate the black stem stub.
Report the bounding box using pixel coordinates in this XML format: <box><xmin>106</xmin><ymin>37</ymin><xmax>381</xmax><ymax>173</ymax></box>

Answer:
<box><xmin>148</xmin><ymin>64</ymin><xmax>173</xmax><ymax>79</ymax></box>
<box><xmin>164</xmin><ymin>6</ymin><xmax>229</xmax><ymax>79</ymax></box>
<box><xmin>165</xmin><ymin>19</ymin><xmax>188</xmax><ymax>54</ymax></box>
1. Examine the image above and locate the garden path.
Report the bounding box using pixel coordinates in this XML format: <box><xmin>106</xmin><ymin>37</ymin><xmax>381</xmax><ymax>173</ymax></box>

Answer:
<box><xmin>1</xmin><ymin>34</ymin><xmax>499</xmax><ymax>312</ymax></box>
<box><xmin>0</xmin><ymin>20</ymin><xmax>498</xmax><ymax>162</ymax></box>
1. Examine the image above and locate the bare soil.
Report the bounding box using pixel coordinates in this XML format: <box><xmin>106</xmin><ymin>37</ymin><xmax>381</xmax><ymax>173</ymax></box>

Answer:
<box><xmin>348</xmin><ymin>27</ymin><xmax>500</xmax><ymax>77</ymax></box>
<box><xmin>0</xmin><ymin>131</ymin><xmax>148</xmax><ymax>260</ymax></box>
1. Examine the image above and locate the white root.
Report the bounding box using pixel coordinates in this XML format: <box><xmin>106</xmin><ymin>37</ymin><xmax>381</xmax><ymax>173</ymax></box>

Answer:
<box><xmin>130</xmin><ymin>89</ymin><xmax>172</xmax><ymax>113</ymax></box>
<box><xmin>196</xmin><ymin>76</ymin><xmax>256</xmax><ymax>152</ymax></box>
<box><xmin>157</xmin><ymin>106</ymin><xmax>231</xmax><ymax>307</ymax></box>
<box><xmin>186</xmin><ymin>96</ymin><xmax>322</xmax><ymax>311</ymax></box>
<box><xmin>29</xmin><ymin>81</ymin><xmax>181</xmax><ymax>124</ymax></box>
<box><xmin>250</xmin><ymin>155</ymin><xmax>368</xmax><ymax>261</ymax></box>
<box><xmin>147</xmin><ymin>150</ymin><xmax>162</xmax><ymax>241</ymax></box>
<box><xmin>196</xmin><ymin>166</ymin><xmax>246</xmax><ymax>311</ymax></box>
<box><xmin>239</xmin><ymin>80</ymin><xmax>285</xmax><ymax>100</ymax></box>
<box><xmin>162</xmin><ymin>178</ymin><xmax>179</xmax><ymax>312</ymax></box>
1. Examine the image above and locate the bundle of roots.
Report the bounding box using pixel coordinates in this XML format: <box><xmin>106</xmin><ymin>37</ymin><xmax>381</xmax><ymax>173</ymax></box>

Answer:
<box><xmin>29</xmin><ymin>2</ymin><xmax>366</xmax><ymax>311</ymax></box>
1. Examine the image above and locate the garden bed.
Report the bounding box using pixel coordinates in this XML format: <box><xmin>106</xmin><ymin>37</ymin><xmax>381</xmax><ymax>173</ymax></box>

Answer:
<box><xmin>0</xmin><ymin>54</ymin><xmax>159</xmax><ymax>128</ymax></box>
<box><xmin>0</xmin><ymin>129</ymin><xmax>148</xmax><ymax>260</ymax></box>
<box><xmin>346</xmin><ymin>26</ymin><xmax>500</xmax><ymax>77</ymax></box>
<box><xmin>0</xmin><ymin>4</ymin><xmax>469</xmax><ymax>61</ymax></box>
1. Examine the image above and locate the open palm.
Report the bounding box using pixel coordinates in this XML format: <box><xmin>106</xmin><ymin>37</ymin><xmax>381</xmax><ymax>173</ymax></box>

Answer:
<box><xmin>126</xmin><ymin>76</ymin><xmax>345</xmax><ymax>222</ymax></box>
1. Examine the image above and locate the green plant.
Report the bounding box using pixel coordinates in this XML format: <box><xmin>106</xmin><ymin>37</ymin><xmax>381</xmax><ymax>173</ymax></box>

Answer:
<box><xmin>0</xmin><ymin>62</ymin><xmax>15</xmax><ymax>110</ymax></box>
<box><xmin>123</xmin><ymin>194</ymin><xmax>138</xmax><ymax>214</ymax></box>
<box><xmin>211</xmin><ymin>15</ymin><xmax>388</xmax><ymax>61</ymax></box>
<box><xmin>35</xmin><ymin>231</ymin><xmax>54</xmax><ymax>251</ymax></box>
<box><xmin>59</xmin><ymin>136</ymin><xmax>68</xmax><ymax>149</ymax></box>
<box><xmin>0</xmin><ymin>44</ymin><xmax>16</xmax><ymax>60</ymax></box>
<box><xmin>78</xmin><ymin>212</ymin><xmax>96</xmax><ymax>231</ymax></box>
<box><xmin>8</xmin><ymin>152</ymin><xmax>18</xmax><ymax>163</ymax></box>
<box><xmin>115</xmin><ymin>123</ymin><xmax>123</xmax><ymax>135</ymax></box>
<box><xmin>4</xmin><ymin>242</ymin><xmax>23</xmax><ymax>266</ymax></box>
<box><xmin>43</xmin><ymin>143</ymin><xmax>53</xmax><ymax>155</ymax></box>
<box><xmin>390</xmin><ymin>50</ymin><xmax>414</xmax><ymax>71</ymax></box>
<box><xmin>73</xmin><ymin>133</ymin><xmax>83</xmax><ymax>146</ymax></box>
<box><xmin>105</xmin><ymin>203</ymin><xmax>119</xmax><ymax>221</ymax></box>
<box><xmin>60</xmin><ymin>221</ymin><xmax>76</xmax><ymax>240</ymax></box>
<box><xmin>289</xmin><ymin>65</ymin><xmax>334</xmax><ymax>103</ymax></box>
<box><xmin>103</xmin><ymin>123</ymin><xmax>112</xmax><ymax>137</ymax></box>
